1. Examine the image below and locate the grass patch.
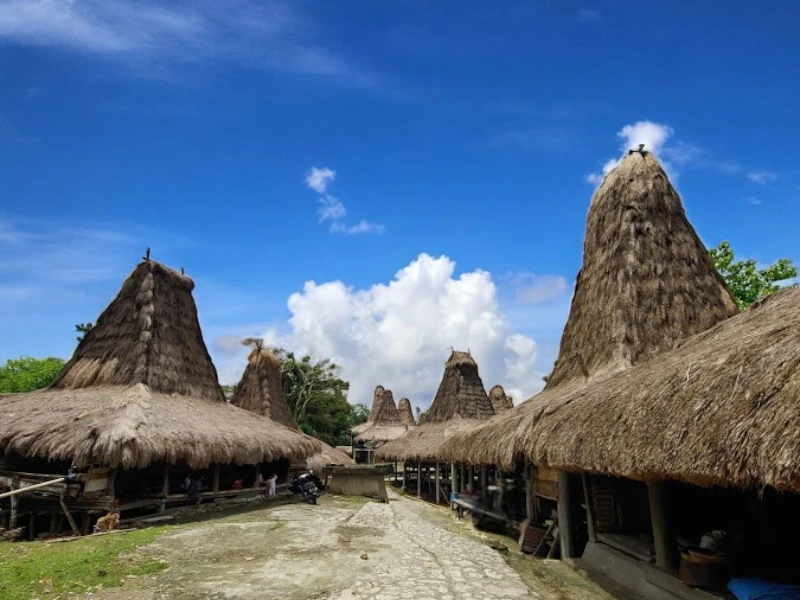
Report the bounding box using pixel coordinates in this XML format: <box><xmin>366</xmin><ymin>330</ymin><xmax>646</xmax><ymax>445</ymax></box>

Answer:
<box><xmin>0</xmin><ymin>527</ymin><xmax>169</xmax><ymax>600</ymax></box>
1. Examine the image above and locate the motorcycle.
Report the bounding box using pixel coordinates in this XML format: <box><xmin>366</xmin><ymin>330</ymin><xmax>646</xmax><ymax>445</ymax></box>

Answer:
<box><xmin>289</xmin><ymin>472</ymin><xmax>322</xmax><ymax>505</ymax></box>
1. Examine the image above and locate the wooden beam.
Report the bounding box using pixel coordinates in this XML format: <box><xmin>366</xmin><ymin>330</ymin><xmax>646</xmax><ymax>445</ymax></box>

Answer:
<box><xmin>647</xmin><ymin>481</ymin><xmax>678</xmax><ymax>572</ymax></box>
<box><xmin>106</xmin><ymin>468</ymin><xmax>117</xmax><ymax>497</ymax></box>
<box><xmin>59</xmin><ymin>499</ymin><xmax>81</xmax><ymax>536</ymax></box>
<box><xmin>460</xmin><ymin>464</ymin><xmax>465</xmax><ymax>493</ymax></box>
<box><xmin>450</xmin><ymin>461</ymin><xmax>456</xmax><ymax>497</ymax></box>
<box><xmin>581</xmin><ymin>473</ymin><xmax>596</xmax><ymax>543</ymax></box>
<box><xmin>212</xmin><ymin>465</ymin><xmax>221</xmax><ymax>493</ymax></box>
<box><xmin>435</xmin><ymin>462</ymin><xmax>441</xmax><ymax>505</ymax></box>
<box><xmin>524</xmin><ymin>459</ymin><xmax>534</xmax><ymax>522</ymax></box>
<box><xmin>9</xmin><ymin>475</ymin><xmax>19</xmax><ymax>529</ymax></box>
<box><xmin>416</xmin><ymin>462</ymin><xmax>421</xmax><ymax>497</ymax></box>
<box><xmin>557</xmin><ymin>471</ymin><xmax>575</xmax><ymax>558</ymax></box>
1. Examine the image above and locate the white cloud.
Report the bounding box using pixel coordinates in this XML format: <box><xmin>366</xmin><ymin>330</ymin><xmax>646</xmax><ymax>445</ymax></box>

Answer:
<box><xmin>316</xmin><ymin>195</ymin><xmax>346</xmax><ymax>223</ymax></box>
<box><xmin>304</xmin><ymin>166</ymin><xmax>384</xmax><ymax>235</ymax></box>
<box><xmin>305</xmin><ymin>167</ymin><xmax>336</xmax><ymax>194</ymax></box>
<box><xmin>0</xmin><ymin>0</ymin><xmax>383</xmax><ymax>87</ymax></box>
<box><xmin>747</xmin><ymin>171</ymin><xmax>778</xmax><ymax>185</ymax></box>
<box><xmin>237</xmin><ymin>254</ymin><xmax>544</xmax><ymax>411</ymax></box>
<box><xmin>586</xmin><ymin>121</ymin><xmax>678</xmax><ymax>184</ymax></box>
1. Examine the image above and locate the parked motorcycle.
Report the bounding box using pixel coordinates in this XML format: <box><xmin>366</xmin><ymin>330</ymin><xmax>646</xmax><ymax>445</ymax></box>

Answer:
<box><xmin>289</xmin><ymin>472</ymin><xmax>321</xmax><ymax>505</ymax></box>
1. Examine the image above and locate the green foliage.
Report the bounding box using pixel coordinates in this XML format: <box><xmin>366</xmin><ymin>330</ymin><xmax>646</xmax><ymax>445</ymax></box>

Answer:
<box><xmin>709</xmin><ymin>241</ymin><xmax>798</xmax><ymax>309</ymax></box>
<box><xmin>75</xmin><ymin>322</ymin><xmax>94</xmax><ymax>343</ymax></box>
<box><xmin>0</xmin><ymin>357</ymin><xmax>65</xmax><ymax>393</ymax></box>
<box><xmin>272</xmin><ymin>348</ymin><xmax>365</xmax><ymax>446</ymax></box>
<box><xmin>0</xmin><ymin>527</ymin><xmax>168</xmax><ymax>600</ymax></box>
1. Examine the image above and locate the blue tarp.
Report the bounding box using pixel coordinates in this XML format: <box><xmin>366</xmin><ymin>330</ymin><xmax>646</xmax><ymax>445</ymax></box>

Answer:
<box><xmin>729</xmin><ymin>578</ymin><xmax>800</xmax><ymax>600</ymax></box>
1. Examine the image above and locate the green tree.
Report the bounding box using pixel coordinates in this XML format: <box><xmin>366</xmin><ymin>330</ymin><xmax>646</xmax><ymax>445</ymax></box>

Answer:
<box><xmin>75</xmin><ymin>322</ymin><xmax>94</xmax><ymax>343</ymax></box>
<box><xmin>709</xmin><ymin>241</ymin><xmax>798</xmax><ymax>309</ymax></box>
<box><xmin>0</xmin><ymin>357</ymin><xmax>65</xmax><ymax>393</ymax></box>
<box><xmin>273</xmin><ymin>348</ymin><xmax>363</xmax><ymax>446</ymax></box>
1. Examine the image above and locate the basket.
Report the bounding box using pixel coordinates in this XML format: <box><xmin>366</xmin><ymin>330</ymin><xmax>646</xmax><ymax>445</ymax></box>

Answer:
<box><xmin>679</xmin><ymin>549</ymin><xmax>732</xmax><ymax>591</ymax></box>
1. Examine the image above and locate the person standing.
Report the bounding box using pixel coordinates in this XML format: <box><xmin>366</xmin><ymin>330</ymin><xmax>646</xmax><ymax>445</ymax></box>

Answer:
<box><xmin>267</xmin><ymin>473</ymin><xmax>277</xmax><ymax>497</ymax></box>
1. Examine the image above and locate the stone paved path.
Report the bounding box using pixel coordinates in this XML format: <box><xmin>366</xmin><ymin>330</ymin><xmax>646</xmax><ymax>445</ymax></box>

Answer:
<box><xmin>81</xmin><ymin>492</ymin><xmax>615</xmax><ymax>600</ymax></box>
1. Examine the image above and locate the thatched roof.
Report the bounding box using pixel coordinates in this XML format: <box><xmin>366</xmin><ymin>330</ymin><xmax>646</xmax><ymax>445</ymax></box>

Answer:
<box><xmin>488</xmin><ymin>385</ymin><xmax>513</xmax><ymax>414</ymax></box>
<box><xmin>231</xmin><ymin>344</ymin><xmax>298</xmax><ymax>430</ymax></box>
<box><xmin>351</xmin><ymin>386</ymin><xmax>409</xmax><ymax>443</ymax></box>
<box><xmin>398</xmin><ymin>397</ymin><xmax>416</xmax><ymax>426</ymax></box>
<box><xmin>439</xmin><ymin>151</ymin><xmax>738</xmax><ymax>467</ymax></box>
<box><xmin>376</xmin><ymin>350</ymin><xmax>494</xmax><ymax>461</ymax></box>
<box><xmin>463</xmin><ymin>288</ymin><xmax>800</xmax><ymax>491</ymax></box>
<box><xmin>305</xmin><ymin>442</ymin><xmax>354</xmax><ymax>473</ymax></box>
<box><xmin>547</xmin><ymin>152</ymin><xmax>737</xmax><ymax>389</ymax></box>
<box><xmin>0</xmin><ymin>260</ymin><xmax>320</xmax><ymax>469</ymax></box>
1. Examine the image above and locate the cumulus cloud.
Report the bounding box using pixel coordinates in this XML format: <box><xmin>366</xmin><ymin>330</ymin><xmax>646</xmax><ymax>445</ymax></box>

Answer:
<box><xmin>303</xmin><ymin>166</ymin><xmax>384</xmax><ymax>235</ymax></box>
<box><xmin>305</xmin><ymin>167</ymin><xmax>336</xmax><ymax>194</ymax></box>
<box><xmin>226</xmin><ymin>254</ymin><xmax>545</xmax><ymax>410</ymax></box>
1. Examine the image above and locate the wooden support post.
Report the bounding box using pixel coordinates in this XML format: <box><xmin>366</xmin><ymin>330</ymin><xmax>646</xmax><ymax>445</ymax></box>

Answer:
<box><xmin>106</xmin><ymin>468</ymin><xmax>118</xmax><ymax>498</ymax></box>
<box><xmin>49</xmin><ymin>512</ymin><xmax>58</xmax><ymax>534</ymax></box>
<box><xmin>480</xmin><ymin>466</ymin><xmax>487</xmax><ymax>502</ymax></box>
<box><xmin>416</xmin><ymin>462</ymin><xmax>422</xmax><ymax>498</ymax></box>
<box><xmin>59</xmin><ymin>499</ymin><xmax>81</xmax><ymax>536</ymax></box>
<box><xmin>557</xmin><ymin>471</ymin><xmax>575</xmax><ymax>558</ymax></box>
<box><xmin>435</xmin><ymin>462</ymin><xmax>441</xmax><ymax>505</ymax></box>
<box><xmin>28</xmin><ymin>511</ymin><xmax>35</xmax><ymax>540</ymax></box>
<box><xmin>212</xmin><ymin>465</ymin><xmax>221</xmax><ymax>493</ymax></box>
<box><xmin>524</xmin><ymin>459</ymin><xmax>534</xmax><ymax>521</ymax></box>
<box><xmin>401</xmin><ymin>463</ymin><xmax>407</xmax><ymax>491</ymax></box>
<box><xmin>581</xmin><ymin>473</ymin><xmax>596</xmax><ymax>543</ymax></box>
<box><xmin>459</xmin><ymin>464</ymin><xmax>465</xmax><ymax>493</ymax></box>
<box><xmin>9</xmin><ymin>475</ymin><xmax>19</xmax><ymax>529</ymax></box>
<box><xmin>254</xmin><ymin>464</ymin><xmax>261</xmax><ymax>488</ymax></box>
<box><xmin>80</xmin><ymin>512</ymin><xmax>91</xmax><ymax>536</ymax></box>
<box><xmin>497</xmin><ymin>468</ymin><xmax>505</xmax><ymax>513</ymax></box>
<box><xmin>159</xmin><ymin>464</ymin><xmax>170</xmax><ymax>513</ymax></box>
<box><xmin>648</xmin><ymin>481</ymin><xmax>678</xmax><ymax>572</ymax></box>
<box><xmin>450</xmin><ymin>461</ymin><xmax>456</xmax><ymax>497</ymax></box>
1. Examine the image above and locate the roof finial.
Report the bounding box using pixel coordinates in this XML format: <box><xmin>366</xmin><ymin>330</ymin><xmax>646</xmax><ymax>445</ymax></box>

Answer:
<box><xmin>143</xmin><ymin>247</ymin><xmax>151</xmax><ymax>261</ymax></box>
<box><xmin>181</xmin><ymin>267</ymin><xmax>185</xmax><ymax>275</ymax></box>
<box><xmin>628</xmin><ymin>143</ymin><xmax>646</xmax><ymax>156</ymax></box>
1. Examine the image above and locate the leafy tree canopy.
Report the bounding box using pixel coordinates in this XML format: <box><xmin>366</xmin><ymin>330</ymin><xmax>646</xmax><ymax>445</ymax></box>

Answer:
<box><xmin>0</xmin><ymin>357</ymin><xmax>65</xmax><ymax>393</ymax></box>
<box><xmin>272</xmin><ymin>348</ymin><xmax>367</xmax><ymax>447</ymax></box>
<box><xmin>710</xmin><ymin>241</ymin><xmax>798</xmax><ymax>309</ymax></box>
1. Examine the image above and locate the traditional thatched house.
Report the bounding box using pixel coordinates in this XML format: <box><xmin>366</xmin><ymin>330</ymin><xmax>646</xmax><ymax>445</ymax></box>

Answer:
<box><xmin>488</xmin><ymin>385</ymin><xmax>513</xmax><ymax>414</ymax></box>
<box><xmin>350</xmin><ymin>386</ymin><xmax>409</xmax><ymax>462</ymax></box>
<box><xmin>376</xmin><ymin>350</ymin><xmax>495</xmax><ymax>503</ymax></box>
<box><xmin>439</xmin><ymin>151</ymin><xmax>760</xmax><ymax>594</ymax></box>
<box><xmin>397</xmin><ymin>397</ymin><xmax>416</xmax><ymax>426</ymax></box>
<box><xmin>0</xmin><ymin>259</ymin><xmax>320</xmax><ymax>537</ymax></box>
<box><xmin>230</xmin><ymin>341</ymin><xmax>354</xmax><ymax>476</ymax></box>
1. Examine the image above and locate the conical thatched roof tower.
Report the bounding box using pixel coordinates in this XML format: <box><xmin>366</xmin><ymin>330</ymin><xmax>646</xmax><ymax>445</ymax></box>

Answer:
<box><xmin>439</xmin><ymin>150</ymin><xmax>738</xmax><ymax>467</ymax></box>
<box><xmin>546</xmin><ymin>151</ymin><xmax>738</xmax><ymax>389</ymax></box>
<box><xmin>376</xmin><ymin>350</ymin><xmax>494</xmax><ymax>462</ymax></box>
<box><xmin>230</xmin><ymin>340</ymin><xmax>353</xmax><ymax>471</ymax></box>
<box><xmin>0</xmin><ymin>259</ymin><xmax>320</xmax><ymax>469</ymax></box>
<box><xmin>398</xmin><ymin>398</ymin><xmax>416</xmax><ymax>426</ymax></box>
<box><xmin>351</xmin><ymin>386</ymin><xmax>408</xmax><ymax>444</ymax></box>
<box><xmin>231</xmin><ymin>341</ymin><xmax>298</xmax><ymax>430</ymax></box>
<box><xmin>488</xmin><ymin>385</ymin><xmax>513</xmax><ymax>414</ymax></box>
<box><xmin>422</xmin><ymin>351</ymin><xmax>493</xmax><ymax>423</ymax></box>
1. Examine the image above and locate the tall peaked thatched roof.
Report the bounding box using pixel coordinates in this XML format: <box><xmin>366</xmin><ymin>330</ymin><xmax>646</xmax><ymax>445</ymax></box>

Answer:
<box><xmin>231</xmin><ymin>344</ymin><xmax>298</xmax><ymax>430</ymax></box>
<box><xmin>422</xmin><ymin>351</ymin><xmax>493</xmax><ymax>423</ymax></box>
<box><xmin>376</xmin><ymin>350</ymin><xmax>494</xmax><ymax>461</ymax></box>
<box><xmin>351</xmin><ymin>386</ymin><xmax>408</xmax><ymax>443</ymax></box>
<box><xmin>0</xmin><ymin>259</ymin><xmax>320</xmax><ymax>469</ymax></box>
<box><xmin>398</xmin><ymin>398</ymin><xmax>416</xmax><ymax>426</ymax></box>
<box><xmin>488</xmin><ymin>385</ymin><xmax>513</xmax><ymax>414</ymax></box>
<box><xmin>439</xmin><ymin>151</ymin><xmax>738</xmax><ymax>467</ymax></box>
<box><xmin>546</xmin><ymin>152</ymin><xmax>738</xmax><ymax>389</ymax></box>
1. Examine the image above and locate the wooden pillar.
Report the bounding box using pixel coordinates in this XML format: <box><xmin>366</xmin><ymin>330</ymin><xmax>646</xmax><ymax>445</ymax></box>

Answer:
<box><xmin>459</xmin><ymin>464</ymin><xmax>466</xmax><ymax>493</ymax></box>
<box><xmin>480</xmin><ymin>466</ymin><xmax>487</xmax><ymax>502</ymax></box>
<box><xmin>450</xmin><ymin>461</ymin><xmax>456</xmax><ymax>497</ymax></box>
<box><xmin>435</xmin><ymin>462</ymin><xmax>441</xmax><ymax>504</ymax></box>
<box><xmin>497</xmin><ymin>468</ymin><xmax>505</xmax><ymax>513</ymax></box>
<box><xmin>9</xmin><ymin>475</ymin><xmax>19</xmax><ymax>529</ymax></box>
<box><xmin>648</xmin><ymin>481</ymin><xmax>678</xmax><ymax>571</ymax></box>
<box><xmin>28</xmin><ymin>511</ymin><xmax>35</xmax><ymax>540</ymax></box>
<box><xmin>212</xmin><ymin>465</ymin><xmax>221</xmax><ymax>493</ymax></box>
<box><xmin>581</xmin><ymin>473</ymin><xmax>596</xmax><ymax>543</ymax></box>
<box><xmin>254</xmin><ymin>464</ymin><xmax>261</xmax><ymax>488</ymax></box>
<box><xmin>557</xmin><ymin>471</ymin><xmax>575</xmax><ymax>558</ymax></box>
<box><xmin>106</xmin><ymin>468</ymin><xmax>118</xmax><ymax>498</ymax></box>
<box><xmin>49</xmin><ymin>512</ymin><xmax>58</xmax><ymax>534</ymax></box>
<box><xmin>524</xmin><ymin>459</ymin><xmax>534</xmax><ymax>521</ymax></box>
<box><xmin>159</xmin><ymin>464</ymin><xmax>170</xmax><ymax>513</ymax></box>
<box><xmin>401</xmin><ymin>463</ymin><xmax>407</xmax><ymax>491</ymax></box>
<box><xmin>416</xmin><ymin>462</ymin><xmax>422</xmax><ymax>497</ymax></box>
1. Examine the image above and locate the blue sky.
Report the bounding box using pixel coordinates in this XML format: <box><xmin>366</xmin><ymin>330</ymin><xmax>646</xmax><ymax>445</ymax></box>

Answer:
<box><xmin>1</xmin><ymin>1</ymin><xmax>798</xmax><ymax>408</ymax></box>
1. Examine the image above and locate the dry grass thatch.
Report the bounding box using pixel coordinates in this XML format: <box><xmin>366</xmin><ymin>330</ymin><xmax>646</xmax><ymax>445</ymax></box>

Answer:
<box><xmin>0</xmin><ymin>260</ymin><xmax>320</xmax><ymax>469</ymax></box>
<box><xmin>488</xmin><ymin>385</ymin><xmax>513</xmax><ymax>414</ymax></box>
<box><xmin>546</xmin><ymin>152</ymin><xmax>738</xmax><ymax>389</ymax></box>
<box><xmin>376</xmin><ymin>350</ymin><xmax>495</xmax><ymax>460</ymax></box>
<box><xmin>305</xmin><ymin>442</ymin><xmax>355</xmax><ymax>473</ymax></box>
<box><xmin>231</xmin><ymin>343</ymin><xmax>299</xmax><ymax>430</ymax></box>
<box><xmin>351</xmin><ymin>386</ymin><xmax>408</xmax><ymax>442</ymax></box>
<box><xmin>449</xmin><ymin>288</ymin><xmax>800</xmax><ymax>491</ymax></box>
<box><xmin>398</xmin><ymin>397</ymin><xmax>416</xmax><ymax>426</ymax></box>
<box><xmin>440</xmin><ymin>152</ymin><xmax>739</xmax><ymax>467</ymax></box>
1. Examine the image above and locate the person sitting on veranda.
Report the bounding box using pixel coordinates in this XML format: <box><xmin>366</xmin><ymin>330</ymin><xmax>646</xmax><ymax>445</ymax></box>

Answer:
<box><xmin>187</xmin><ymin>476</ymin><xmax>205</xmax><ymax>505</ymax></box>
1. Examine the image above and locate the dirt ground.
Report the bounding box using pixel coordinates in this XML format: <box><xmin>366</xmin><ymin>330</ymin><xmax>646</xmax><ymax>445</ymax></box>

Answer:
<box><xmin>80</xmin><ymin>492</ymin><xmax>621</xmax><ymax>600</ymax></box>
